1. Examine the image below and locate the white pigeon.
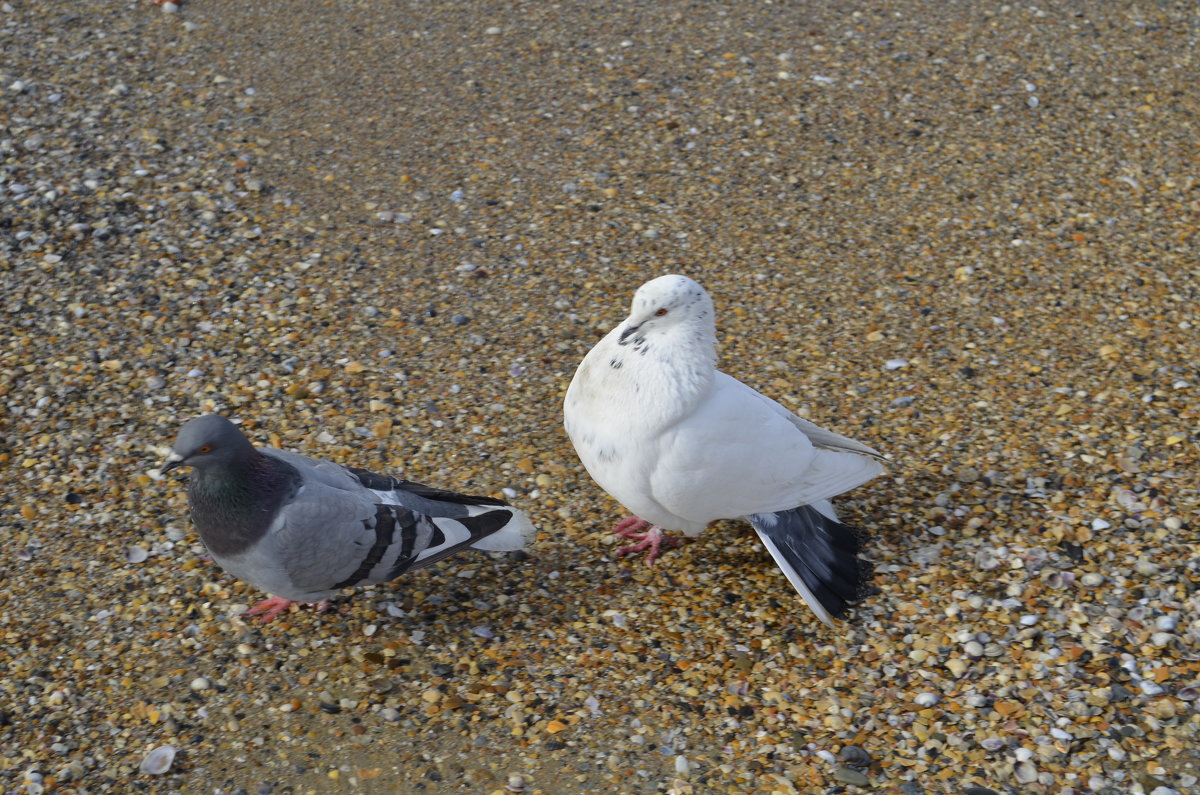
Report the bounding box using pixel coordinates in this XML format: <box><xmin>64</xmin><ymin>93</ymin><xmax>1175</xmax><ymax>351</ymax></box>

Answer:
<box><xmin>564</xmin><ymin>274</ymin><xmax>886</xmax><ymax>625</ymax></box>
<box><xmin>161</xmin><ymin>414</ymin><xmax>535</xmax><ymax>622</ymax></box>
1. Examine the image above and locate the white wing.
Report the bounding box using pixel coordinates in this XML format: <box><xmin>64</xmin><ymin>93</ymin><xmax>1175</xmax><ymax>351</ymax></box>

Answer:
<box><xmin>649</xmin><ymin>372</ymin><xmax>883</xmax><ymax>523</ymax></box>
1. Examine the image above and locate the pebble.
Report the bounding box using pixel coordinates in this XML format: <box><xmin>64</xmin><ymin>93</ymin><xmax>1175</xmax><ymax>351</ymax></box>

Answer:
<box><xmin>838</xmin><ymin>745</ymin><xmax>872</xmax><ymax>766</ymax></box>
<box><xmin>833</xmin><ymin>766</ymin><xmax>870</xmax><ymax>786</ymax></box>
<box><xmin>1155</xmin><ymin>614</ymin><xmax>1178</xmax><ymax>631</ymax></box>
<box><xmin>956</xmin><ymin>466</ymin><xmax>981</xmax><ymax>484</ymax></box>
<box><xmin>1139</xmin><ymin>681</ymin><xmax>1165</xmax><ymax>696</ymax></box>
<box><xmin>1135</xmin><ymin>560</ymin><xmax>1161</xmax><ymax>577</ymax></box>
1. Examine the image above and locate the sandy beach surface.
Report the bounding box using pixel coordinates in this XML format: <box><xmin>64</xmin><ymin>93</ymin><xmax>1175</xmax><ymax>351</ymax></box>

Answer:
<box><xmin>2</xmin><ymin>1</ymin><xmax>1198</xmax><ymax>792</ymax></box>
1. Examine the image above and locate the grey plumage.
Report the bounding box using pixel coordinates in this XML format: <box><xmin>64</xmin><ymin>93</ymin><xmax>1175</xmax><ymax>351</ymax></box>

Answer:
<box><xmin>161</xmin><ymin>414</ymin><xmax>534</xmax><ymax>615</ymax></box>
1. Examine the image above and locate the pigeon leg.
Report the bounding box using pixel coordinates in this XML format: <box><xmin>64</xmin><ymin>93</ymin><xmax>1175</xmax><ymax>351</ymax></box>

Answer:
<box><xmin>244</xmin><ymin>596</ymin><xmax>297</xmax><ymax>622</ymax></box>
<box><xmin>614</xmin><ymin>522</ymin><xmax>681</xmax><ymax>566</ymax></box>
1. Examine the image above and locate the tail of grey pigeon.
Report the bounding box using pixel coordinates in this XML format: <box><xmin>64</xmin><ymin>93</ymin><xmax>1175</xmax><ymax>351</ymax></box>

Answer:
<box><xmin>343</xmin><ymin>467</ymin><xmax>535</xmax><ymax>557</ymax></box>
<box><xmin>467</xmin><ymin>509</ymin><xmax>536</xmax><ymax>552</ymax></box>
<box><xmin>748</xmin><ymin>500</ymin><xmax>872</xmax><ymax>627</ymax></box>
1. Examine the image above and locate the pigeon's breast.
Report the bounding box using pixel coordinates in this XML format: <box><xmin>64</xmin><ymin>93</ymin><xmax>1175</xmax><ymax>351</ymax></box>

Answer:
<box><xmin>215</xmin><ymin>528</ymin><xmax>331</xmax><ymax>603</ymax></box>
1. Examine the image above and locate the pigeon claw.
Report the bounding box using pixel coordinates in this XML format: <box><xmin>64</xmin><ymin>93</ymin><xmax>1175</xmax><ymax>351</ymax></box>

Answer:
<box><xmin>243</xmin><ymin>596</ymin><xmax>333</xmax><ymax>622</ymax></box>
<box><xmin>613</xmin><ymin>522</ymin><xmax>680</xmax><ymax>566</ymax></box>
<box><xmin>612</xmin><ymin>516</ymin><xmax>651</xmax><ymax>538</ymax></box>
<box><xmin>244</xmin><ymin>596</ymin><xmax>298</xmax><ymax>623</ymax></box>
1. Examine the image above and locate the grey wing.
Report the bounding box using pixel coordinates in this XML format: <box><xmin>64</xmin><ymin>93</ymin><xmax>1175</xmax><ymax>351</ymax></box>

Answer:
<box><xmin>261</xmin><ymin>447</ymin><xmax>364</xmax><ymax>490</ymax></box>
<box><xmin>786</xmin><ymin>415</ymin><xmax>888</xmax><ymax>462</ymax></box>
<box><xmin>267</xmin><ymin>484</ymin><xmax>387</xmax><ymax>597</ymax></box>
<box><xmin>271</xmin><ymin>480</ymin><xmax>518</xmax><ymax>597</ymax></box>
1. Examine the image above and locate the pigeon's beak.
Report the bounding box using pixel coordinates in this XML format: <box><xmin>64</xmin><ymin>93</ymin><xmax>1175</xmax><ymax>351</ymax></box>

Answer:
<box><xmin>618</xmin><ymin>323</ymin><xmax>640</xmax><ymax>345</ymax></box>
<box><xmin>160</xmin><ymin>451</ymin><xmax>185</xmax><ymax>475</ymax></box>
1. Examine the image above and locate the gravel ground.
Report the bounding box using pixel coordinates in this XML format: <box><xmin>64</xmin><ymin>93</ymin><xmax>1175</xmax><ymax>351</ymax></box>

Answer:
<box><xmin>2</xmin><ymin>1</ymin><xmax>1198</xmax><ymax>793</ymax></box>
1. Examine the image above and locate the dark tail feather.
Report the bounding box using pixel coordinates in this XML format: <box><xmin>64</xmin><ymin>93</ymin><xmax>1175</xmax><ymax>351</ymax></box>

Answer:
<box><xmin>748</xmin><ymin>504</ymin><xmax>873</xmax><ymax>626</ymax></box>
<box><xmin>400</xmin><ymin>507</ymin><xmax>531</xmax><ymax>574</ymax></box>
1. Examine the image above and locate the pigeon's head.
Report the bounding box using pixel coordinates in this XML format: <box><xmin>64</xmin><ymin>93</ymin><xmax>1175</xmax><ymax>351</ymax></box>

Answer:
<box><xmin>618</xmin><ymin>274</ymin><xmax>715</xmax><ymax>346</ymax></box>
<box><xmin>161</xmin><ymin>414</ymin><xmax>255</xmax><ymax>474</ymax></box>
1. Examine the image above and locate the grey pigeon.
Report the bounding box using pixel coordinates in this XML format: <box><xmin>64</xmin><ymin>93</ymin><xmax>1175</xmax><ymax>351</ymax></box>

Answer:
<box><xmin>161</xmin><ymin>414</ymin><xmax>535</xmax><ymax>622</ymax></box>
<box><xmin>563</xmin><ymin>274</ymin><xmax>886</xmax><ymax>625</ymax></box>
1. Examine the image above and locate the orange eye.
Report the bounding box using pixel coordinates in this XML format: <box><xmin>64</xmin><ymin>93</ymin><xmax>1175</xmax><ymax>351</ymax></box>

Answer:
<box><xmin>654</xmin><ymin>308</ymin><xmax>668</xmax><ymax>316</ymax></box>
<box><xmin>198</xmin><ymin>445</ymin><xmax>212</xmax><ymax>453</ymax></box>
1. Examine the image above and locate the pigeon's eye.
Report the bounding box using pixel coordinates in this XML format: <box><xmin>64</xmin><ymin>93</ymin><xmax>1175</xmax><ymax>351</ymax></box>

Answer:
<box><xmin>654</xmin><ymin>308</ymin><xmax>668</xmax><ymax>317</ymax></box>
<box><xmin>198</xmin><ymin>445</ymin><xmax>212</xmax><ymax>454</ymax></box>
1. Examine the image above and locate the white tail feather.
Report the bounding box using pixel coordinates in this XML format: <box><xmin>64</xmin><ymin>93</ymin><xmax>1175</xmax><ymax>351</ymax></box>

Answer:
<box><xmin>469</xmin><ymin>507</ymin><xmax>536</xmax><ymax>552</ymax></box>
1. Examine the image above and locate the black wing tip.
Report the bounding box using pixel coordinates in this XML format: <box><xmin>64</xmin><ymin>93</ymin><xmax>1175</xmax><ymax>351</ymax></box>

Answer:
<box><xmin>387</xmin><ymin>508</ymin><xmax>517</xmax><ymax>576</ymax></box>
<box><xmin>345</xmin><ymin>465</ymin><xmax>509</xmax><ymax>507</ymax></box>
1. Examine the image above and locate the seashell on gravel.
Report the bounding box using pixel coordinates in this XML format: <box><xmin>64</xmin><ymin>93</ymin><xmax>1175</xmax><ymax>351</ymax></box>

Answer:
<box><xmin>139</xmin><ymin>745</ymin><xmax>176</xmax><ymax>775</ymax></box>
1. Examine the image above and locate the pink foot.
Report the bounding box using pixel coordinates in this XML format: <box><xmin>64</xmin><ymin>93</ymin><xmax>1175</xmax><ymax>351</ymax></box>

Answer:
<box><xmin>613</xmin><ymin>516</ymin><xmax>650</xmax><ymax>538</ymax></box>
<box><xmin>244</xmin><ymin>596</ymin><xmax>296</xmax><ymax>622</ymax></box>
<box><xmin>243</xmin><ymin>597</ymin><xmax>331</xmax><ymax>623</ymax></box>
<box><xmin>611</xmin><ymin>516</ymin><xmax>680</xmax><ymax>566</ymax></box>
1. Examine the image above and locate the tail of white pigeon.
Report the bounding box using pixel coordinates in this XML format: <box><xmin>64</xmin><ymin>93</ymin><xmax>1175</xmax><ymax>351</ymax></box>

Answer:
<box><xmin>748</xmin><ymin>500</ymin><xmax>873</xmax><ymax>627</ymax></box>
<box><xmin>469</xmin><ymin>505</ymin><xmax>537</xmax><ymax>552</ymax></box>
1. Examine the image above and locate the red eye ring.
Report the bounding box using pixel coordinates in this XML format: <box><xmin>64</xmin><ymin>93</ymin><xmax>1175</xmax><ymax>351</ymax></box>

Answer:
<box><xmin>198</xmin><ymin>445</ymin><xmax>212</xmax><ymax>453</ymax></box>
<box><xmin>654</xmin><ymin>308</ymin><xmax>668</xmax><ymax>316</ymax></box>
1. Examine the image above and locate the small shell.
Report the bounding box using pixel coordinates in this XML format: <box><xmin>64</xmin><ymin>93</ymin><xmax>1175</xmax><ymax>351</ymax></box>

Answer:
<box><xmin>1041</xmin><ymin>570</ymin><xmax>1063</xmax><ymax>588</ymax></box>
<box><xmin>974</xmin><ymin>550</ymin><xmax>1000</xmax><ymax>571</ymax></box>
<box><xmin>139</xmin><ymin>745</ymin><xmax>176</xmax><ymax>775</ymax></box>
<box><xmin>125</xmin><ymin>546</ymin><xmax>149</xmax><ymax>564</ymax></box>
<box><xmin>1013</xmin><ymin>761</ymin><xmax>1038</xmax><ymax>784</ymax></box>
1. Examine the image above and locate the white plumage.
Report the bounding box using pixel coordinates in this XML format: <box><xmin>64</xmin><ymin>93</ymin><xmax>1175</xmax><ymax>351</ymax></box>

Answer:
<box><xmin>564</xmin><ymin>274</ymin><xmax>885</xmax><ymax>624</ymax></box>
